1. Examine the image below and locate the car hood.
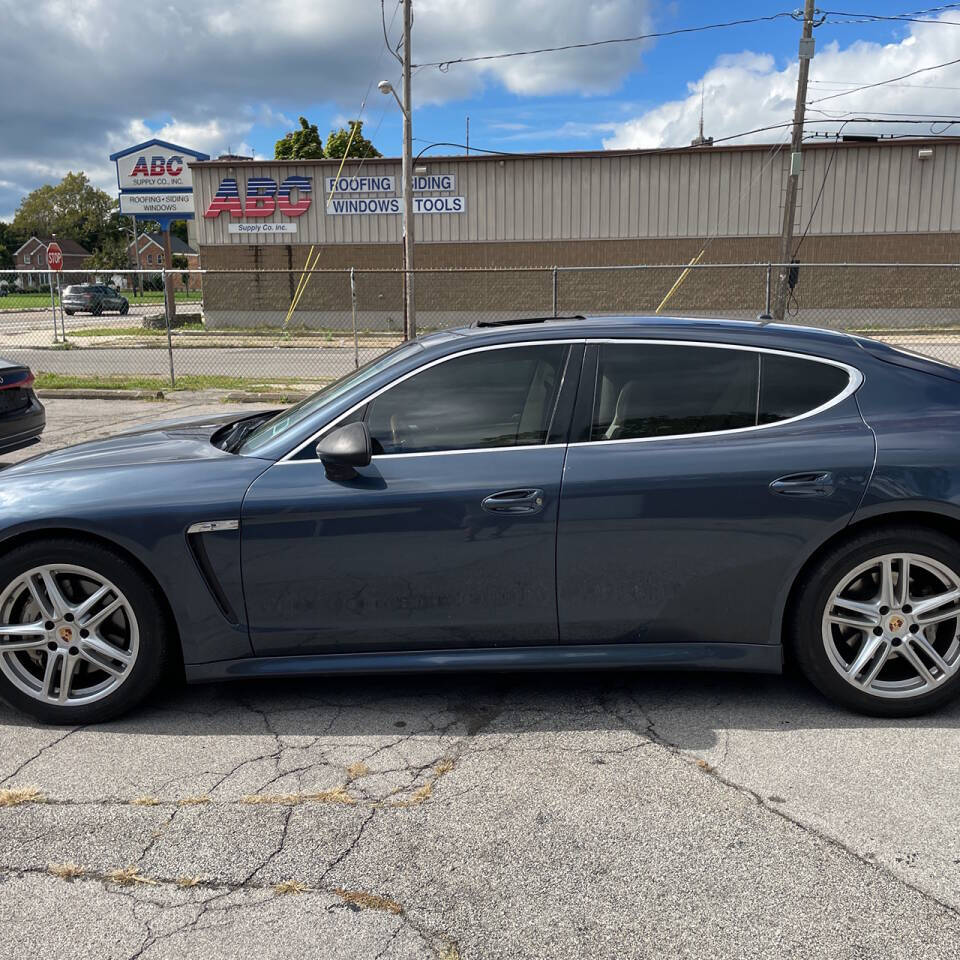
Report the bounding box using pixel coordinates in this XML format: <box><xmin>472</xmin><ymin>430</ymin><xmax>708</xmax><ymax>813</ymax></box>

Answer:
<box><xmin>1</xmin><ymin>411</ymin><xmax>269</xmax><ymax>476</ymax></box>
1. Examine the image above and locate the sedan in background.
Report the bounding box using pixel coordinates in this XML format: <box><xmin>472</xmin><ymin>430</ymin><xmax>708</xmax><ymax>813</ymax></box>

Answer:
<box><xmin>61</xmin><ymin>284</ymin><xmax>129</xmax><ymax>317</ymax></box>
<box><xmin>0</xmin><ymin>360</ymin><xmax>44</xmax><ymax>455</ymax></box>
<box><xmin>0</xmin><ymin>316</ymin><xmax>960</xmax><ymax>723</ymax></box>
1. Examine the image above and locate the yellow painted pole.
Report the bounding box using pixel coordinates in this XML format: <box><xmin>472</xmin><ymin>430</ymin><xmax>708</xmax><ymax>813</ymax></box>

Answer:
<box><xmin>655</xmin><ymin>249</ymin><xmax>705</xmax><ymax>314</ymax></box>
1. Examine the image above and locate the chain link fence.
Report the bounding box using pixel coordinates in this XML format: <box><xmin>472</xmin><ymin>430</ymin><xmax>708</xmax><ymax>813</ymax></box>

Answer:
<box><xmin>2</xmin><ymin>263</ymin><xmax>959</xmax><ymax>397</ymax></box>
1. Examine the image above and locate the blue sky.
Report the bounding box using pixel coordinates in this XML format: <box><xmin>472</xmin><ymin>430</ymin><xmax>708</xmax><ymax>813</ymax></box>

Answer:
<box><xmin>264</xmin><ymin>0</ymin><xmax>954</xmax><ymax>160</ymax></box>
<box><xmin>2</xmin><ymin>0</ymin><xmax>959</xmax><ymax>219</ymax></box>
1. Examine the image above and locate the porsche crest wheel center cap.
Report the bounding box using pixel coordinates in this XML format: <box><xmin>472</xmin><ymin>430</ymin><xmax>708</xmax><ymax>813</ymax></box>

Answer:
<box><xmin>886</xmin><ymin>615</ymin><xmax>905</xmax><ymax>633</ymax></box>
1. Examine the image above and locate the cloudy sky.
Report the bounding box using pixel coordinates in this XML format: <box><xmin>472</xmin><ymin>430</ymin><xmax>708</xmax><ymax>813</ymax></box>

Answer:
<box><xmin>2</xmin><ymin>0</ymin><xmax>960</xmax><ymax>221</ymax></box>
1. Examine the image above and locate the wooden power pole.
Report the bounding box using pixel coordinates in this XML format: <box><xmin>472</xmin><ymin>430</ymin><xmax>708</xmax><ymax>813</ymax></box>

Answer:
<box><xmin>773</xmin><ymin>0</ymin><xmax>816</xmax><ymax>322</ymax></box>
<box><xmin>401</xmin><ymin>0</ymin><xmax>415</xmax><ymax>340</ymax></box>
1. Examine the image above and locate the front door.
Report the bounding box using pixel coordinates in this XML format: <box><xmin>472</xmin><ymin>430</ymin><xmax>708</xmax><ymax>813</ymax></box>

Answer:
<box><xmin>242</xmin><ymin>341</ymin><xmax>580</xmax><ymax>655</ymax></box>
<box><xmin>557</xmin><ymin>341</ymin><xmax>875</xmax><ymax>647</ymax></box>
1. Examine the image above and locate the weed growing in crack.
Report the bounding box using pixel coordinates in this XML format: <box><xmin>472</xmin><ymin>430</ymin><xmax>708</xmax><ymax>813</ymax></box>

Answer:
<box><xmin>335</xmin><ymin>889</ymin><xmax>403</xmax><ymax>914</ymax></box>
<box><xmin>303</xmin><ymin>785</ymin><xmax>357</xmax><ymax>805</ymax></box>
<box><xmin>176</xmin><ymin>875</ymin><xmax>205</xmax><ymax>888</ymax></box>
<box><xmin>132</xmin><ymin>796</ymin><xmax>161</xmax><ymax>806</ymax></box>
<box><xmin>0</xmin><ymin>786</ymin><xmax>44</xmax><ymax>807</ymax></box>
<box><xmin>108</xmin><ymin>866</ymin><xmax>159</xmax><ymax>887</ymax></box>
<box><xmin>47</xmin><ymin>862</ymin><xmax>84</xmax><ymax>880</ymax></box>
<box><xmin>346</xmin><ymin>762</ymin><xmax>371</xmax><ymax>780</ymax></box>
<box><xmin>240</xmin><ymin>786</ymin><xmax>357</xmax><ymax>806</ymax></box>
<box><xmin>275</xmin><ymin>880</ymin><xmax>309</xmax><ymax>895</ymax></box>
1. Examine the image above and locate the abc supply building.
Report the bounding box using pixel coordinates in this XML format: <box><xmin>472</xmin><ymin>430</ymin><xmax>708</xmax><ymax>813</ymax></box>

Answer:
<box><xmin>188</xmin><ymin>138</ymin><xmax>960</xmax><ymax>329</ymax></box>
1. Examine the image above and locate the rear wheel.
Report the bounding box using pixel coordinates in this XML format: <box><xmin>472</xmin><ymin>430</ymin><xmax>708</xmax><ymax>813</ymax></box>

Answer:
<box><xmin>0</xmin><ymin>538</ymin><xmax>172</xmax><ymax>723</ymax></box>
<box><xmin>64</xmin><ymin>310</ymin><xmax>75</xmax><ymax>316</ymax></box>
<box><xmin>92</xmin><ymin>303</ymin><xmax>103</xmax><ymax>317</ymax></box>
<box><xmin>119</xmin><ymin>300</ymin><xmax>129</xmax><ymax>315</ymax></box>
<box><xmin>791</xmin><ymin>527</ymin><xmax>960</xmax><ymax>716</ymax></box>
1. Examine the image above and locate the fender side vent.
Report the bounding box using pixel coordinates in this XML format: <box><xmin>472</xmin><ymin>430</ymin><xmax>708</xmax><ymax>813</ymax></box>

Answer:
<box><xmin>187</xmin><ymin>532</ymin><xmax>240</xmax><ymax>625</ymax></box>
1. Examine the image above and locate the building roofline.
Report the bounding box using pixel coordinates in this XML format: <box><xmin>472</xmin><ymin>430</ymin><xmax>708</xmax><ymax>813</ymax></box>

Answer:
<box><xmin>188</xmin><ymin>136</ymin><xmax>960</xmax><ymax>168</ymax></box>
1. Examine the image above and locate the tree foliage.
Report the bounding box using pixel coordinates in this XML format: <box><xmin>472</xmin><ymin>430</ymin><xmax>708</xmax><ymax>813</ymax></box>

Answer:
<box><xmin>274</xmin><ymin>117</ymin><xmax>325</xmax><ymax>160</ymax></box>
<box><xmin>85</xmin><ymin>236</ymin><xmax>130</xmax><ymax>271</ymax></box>
<box><xmin>326</xmin><ymin>121</ymin><xmax>382</xmax><ymax>159</ymax></box>
<box><xmin>12</xmin><ymin>172</ymin><xmax>118</xmax><ymax>251</ymax></box>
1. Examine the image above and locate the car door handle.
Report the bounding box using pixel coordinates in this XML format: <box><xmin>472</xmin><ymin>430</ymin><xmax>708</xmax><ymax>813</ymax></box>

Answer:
<box><xmin>769</xmin><ymin>472</ymin><xmax>835</xmax><ymax>498</ymax></box>
<box><xmin>481</xmin><ymin>488</ymin><xmax>545</xmax><ymax>514</ymax></box>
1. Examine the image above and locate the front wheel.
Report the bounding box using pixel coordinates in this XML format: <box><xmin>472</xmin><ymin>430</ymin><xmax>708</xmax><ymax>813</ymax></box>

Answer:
<box><xmin>119</xmin><ymin>301</ymin><xmax>129</xmax><ymax>315</ymax></box>
<box><xmin>64</xmin><ymin>310</ymin><xmax>75</xmax><ymax>316</ymax></box>
<box><xmin>791</xmin><ymin>526</ymin><xmax>960</xmax><ymax>716</ymax></box>
<box><xmin>0</xmin><ymin>538</ymin><xmax>173</xmax><ymax>723</ymax></box>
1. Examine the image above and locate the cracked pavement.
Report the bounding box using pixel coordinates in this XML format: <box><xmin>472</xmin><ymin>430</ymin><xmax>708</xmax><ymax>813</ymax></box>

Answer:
<box><xmin>1</xmin><ymin>399</ymin><xmax>960</xmax><ymax>959</ymax></box>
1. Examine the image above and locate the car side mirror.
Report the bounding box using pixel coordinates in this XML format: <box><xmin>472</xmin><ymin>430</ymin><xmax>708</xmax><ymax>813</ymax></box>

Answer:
<box><xmin>315</xmin><ymin>422</ymin><xmax>372</xmax><ymax>480</ymax></box>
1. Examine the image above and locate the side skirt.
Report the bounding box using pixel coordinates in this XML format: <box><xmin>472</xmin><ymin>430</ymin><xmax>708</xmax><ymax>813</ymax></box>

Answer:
<box><xmin>185</xmin><ymin>642</ymin><xmax>783</xmax><ymax>683</ymax></box>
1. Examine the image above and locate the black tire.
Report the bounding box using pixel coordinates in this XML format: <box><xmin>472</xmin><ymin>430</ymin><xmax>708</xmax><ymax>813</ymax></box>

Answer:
<box><xmin>65</xmin><ymin>310</ymin><xmax>75</xmax><ymax>316</ymax></box>
<box><xmin>0</xmin><ymin>537</ymin><xmax>173</xmax><ymax>723</ymax></box>
<box><xmin>119</xmin><ymin>300</ymin><xmax>129</xmax><ymax>315</ymax></box>
<box><xmin>92</xmin><ymin>303</ymin><xmax>103</xmax><ymax>317</ymax></box>
<box><xmin>790</xmin><ymin>525</ymin><xmax>960</xmax><ymax>717</ymax></box>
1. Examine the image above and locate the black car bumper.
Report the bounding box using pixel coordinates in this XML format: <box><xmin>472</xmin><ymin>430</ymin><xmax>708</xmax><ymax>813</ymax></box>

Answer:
<box><xmin>0</xmin><ymin>389</ymin><xmax>45</xmax><ymax>454</ymax></box>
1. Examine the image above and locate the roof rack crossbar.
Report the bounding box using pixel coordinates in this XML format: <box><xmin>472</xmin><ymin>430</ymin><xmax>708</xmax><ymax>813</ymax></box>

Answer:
<box><xmin>474</xmin><ymin>315</ymin><xmax>585</xmax><ymax>328</ymax></box>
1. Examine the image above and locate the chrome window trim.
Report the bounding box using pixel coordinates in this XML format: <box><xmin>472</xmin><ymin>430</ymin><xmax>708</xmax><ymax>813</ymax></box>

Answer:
<box><xmin>277</xmin><ymin>335</ymin><xmax>863</xmax><ymax>464</ymax></box>
<box><xmin>278</xmin><ymin>339</ymin><xmax>585</xmax><ymax>463</ymax></box>
<box><xmin>571</xmin><ymin>338</ymin><xmax>863</xmax><ymax>448</ymax></box>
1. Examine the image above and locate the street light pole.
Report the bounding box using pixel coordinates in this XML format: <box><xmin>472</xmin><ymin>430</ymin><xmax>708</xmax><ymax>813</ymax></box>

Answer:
<box><xmin>400</xmin><ymin>0</ymin><xmax>415</xmax><ymax>340</ymax></box>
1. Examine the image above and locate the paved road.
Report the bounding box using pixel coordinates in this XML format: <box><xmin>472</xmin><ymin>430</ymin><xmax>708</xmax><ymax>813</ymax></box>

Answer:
<box><xmin>1</xmin><ymin>398</ymin><xmax>959</xmax><ymax>959</ymax></box>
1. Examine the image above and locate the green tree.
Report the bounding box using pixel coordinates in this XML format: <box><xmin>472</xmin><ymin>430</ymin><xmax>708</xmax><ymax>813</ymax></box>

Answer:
<box><xmin>12</xmin><ymin>172</ymin><xmax>120</xmax><ymax>251</ymax></box>
<box><xmin>86</xmin><ymin>236</ymin><xmax>130</xmax><ymax>272</ymax></box>
<box><xmin>326</xmin><ymin>120</ymin><xmax>382</xmax><ymax>159</ymax></box>
<box><xmin>171</xmin><ymin>253</ymin><xmax>190</xmax><ymax>291</ymax></box>
<box><xmin>274</xmin><ymin>117</ymin><xmax>325</xmax><ymax>160</ymax></box>
<box><xmin>0</xmin><ymin>222</ymin><xmax>20</xmax><ymax>270</ymax></box>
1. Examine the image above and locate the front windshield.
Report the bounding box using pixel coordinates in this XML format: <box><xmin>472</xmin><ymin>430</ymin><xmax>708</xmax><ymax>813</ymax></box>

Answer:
<box><xmin>239</xmin><ymin>341</ymin><xmax>424</xmax><ymax>454</ymax></box>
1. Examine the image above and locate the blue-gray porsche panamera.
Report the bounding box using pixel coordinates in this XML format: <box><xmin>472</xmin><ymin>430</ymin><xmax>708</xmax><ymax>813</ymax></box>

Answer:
<box><xmin>2</xmin><ymin>315</ymin><xmax>960</xmax><ymax>723</ymax></box>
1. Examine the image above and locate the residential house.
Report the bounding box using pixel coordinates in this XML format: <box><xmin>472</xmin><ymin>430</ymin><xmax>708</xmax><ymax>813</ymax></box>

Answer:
<box><xmin>126</xmin><ymin>233</ymin><xmax>200</xmax><ymax>291</ymax></box>
<box><xmin>13</xmin><ymin>237</ymin><xmax>91</xmax><ymax>288</ymax></box>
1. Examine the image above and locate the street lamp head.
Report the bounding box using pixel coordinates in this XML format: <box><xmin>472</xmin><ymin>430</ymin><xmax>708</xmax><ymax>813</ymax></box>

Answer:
<box><xmin>377</xmin><ymin>80</ymin><xmax>394</xmax><ymax>95</ymax></box>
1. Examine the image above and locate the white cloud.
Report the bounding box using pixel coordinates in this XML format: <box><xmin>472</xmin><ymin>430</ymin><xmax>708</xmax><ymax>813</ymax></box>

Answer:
<box><xmin>604</xmin><ymin>14</ymin><xmax>960</xmax><ymax>150</ymax></box>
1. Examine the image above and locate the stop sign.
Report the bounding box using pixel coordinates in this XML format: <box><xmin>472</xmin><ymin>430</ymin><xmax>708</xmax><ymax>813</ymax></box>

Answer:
<box><xmin>46</xmin><ymin>242</ymin><xmax>63</xmax><ymax>271</ymax></box>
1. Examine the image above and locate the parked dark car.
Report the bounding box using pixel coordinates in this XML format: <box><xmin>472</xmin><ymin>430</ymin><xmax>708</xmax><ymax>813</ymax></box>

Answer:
<box><xmin>0</xmin><ymin>359</ymin><xmax>44</xmax><ymax>455</ymax></box>
<box><xmin>61</xmin><ymin>284</ymin><xmax>129</xmax><ymax>317</ymax></box>
<box><xmin>1</xmin><ymin>316</ymin><xmax>960</xmax><ymax>723</ymax></box>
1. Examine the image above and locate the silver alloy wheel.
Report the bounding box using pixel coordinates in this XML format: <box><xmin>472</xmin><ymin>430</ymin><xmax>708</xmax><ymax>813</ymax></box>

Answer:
<box><xmin>0</xmin><ymin>564</ymin><xmax>139</xmax><ymax>706</ymax></box>
<box><xmin>822</xmin><ymin>552</ymin><xmax>960</xmax><ymax>699</ymax></box>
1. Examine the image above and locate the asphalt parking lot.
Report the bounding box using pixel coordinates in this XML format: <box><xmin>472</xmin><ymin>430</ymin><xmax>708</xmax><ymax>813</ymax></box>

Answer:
<box><xmin>1</xmin><ymin>398</ymin><xmax>960</xmax><ymax>959</ymax></box>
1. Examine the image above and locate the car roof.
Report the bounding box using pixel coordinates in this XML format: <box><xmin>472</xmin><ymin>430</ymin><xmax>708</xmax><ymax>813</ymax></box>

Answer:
<box><xmin>436</xmin><ymin>315</ymin><xmax>859</xmax><ymax>355</ymax></box>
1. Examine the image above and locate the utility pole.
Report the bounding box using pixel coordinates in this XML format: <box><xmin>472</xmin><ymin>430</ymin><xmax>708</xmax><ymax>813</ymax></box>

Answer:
<box><xmin>401</xmin><ymin>0</ymin><xmax>416</xmax><ymax>340</ymax></box>
<box><xmin>773</xmin><ymin>0</ymin><xmax>816</xmax><ymax>322</ymax></box>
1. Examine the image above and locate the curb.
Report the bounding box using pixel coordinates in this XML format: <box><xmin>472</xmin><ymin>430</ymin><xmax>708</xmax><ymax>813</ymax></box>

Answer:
<box><xmin>36</xmin><ymin>388</ymin><xmax>165</xmax><ymax>401</ymax></box>
<box><xmin>224</xmin><ymin>391</ymin><xmax>307</xmax><ymax>404</ymax></box>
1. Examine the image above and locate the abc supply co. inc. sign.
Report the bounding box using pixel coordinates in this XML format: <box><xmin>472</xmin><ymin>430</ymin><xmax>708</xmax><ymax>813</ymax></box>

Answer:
<box><xmin>202</xmin><ymin>170</ymin><xmax>466</xmax><ymax>233</ymax></box>
<box><xmin>110</xmin><ymin>139</ymin><xmax>210</xmax><ymax>222</ymax></box>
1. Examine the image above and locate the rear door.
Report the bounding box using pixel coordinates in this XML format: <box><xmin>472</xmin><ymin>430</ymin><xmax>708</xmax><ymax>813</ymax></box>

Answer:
<box><xmin>557</xmin><ymin>340</ymin><xmax>875</xmax><ymax>647</ymax></box>
<box><xmin>242</xmin><ymin>341</ymin><xmax>582</xmax><ymax>655</ymax></box>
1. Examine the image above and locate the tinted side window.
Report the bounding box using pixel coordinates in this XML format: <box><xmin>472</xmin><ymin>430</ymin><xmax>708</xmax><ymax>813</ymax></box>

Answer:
<box><xmin>758</xmin><ymin>353</ymin><xmax>850</xmax><ymax>424</ymax></box>
<box><xmin>592</xmin><ymin>344</ymin><xmax>758</xmax><ymax>441</ymax></box>
<box><xmin>590</xmin><ymin>343</ymin><xmax>852</xmax><ymax>441</ymax></box>
<box><xmin>367</xmin><ymin>345</ymin><xmax>567</xmax><ymax>455</ymax></box>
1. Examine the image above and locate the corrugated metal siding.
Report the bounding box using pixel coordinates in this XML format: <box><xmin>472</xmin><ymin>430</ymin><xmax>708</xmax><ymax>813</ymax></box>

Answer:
<box><xmin>191</xmin><ymin>142</ymin><xmax>960</xmax><ymax>246</ymax></box>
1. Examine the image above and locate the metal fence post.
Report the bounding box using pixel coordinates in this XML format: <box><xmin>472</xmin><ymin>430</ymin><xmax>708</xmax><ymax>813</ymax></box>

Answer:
<box><xmin>48</xmin><ymin>270</ymin><xmax>59</xmax><ymax>343</ymax></box>
<box><xmin>349</xmin><ymin>267</ymin><xmax>360</xmax><ymax>370</ymax></box>
<box><xmin>764</xmin><ymin>263</ymin><xmax>772</xmax><ymax>317</ymax></box>
<box><xmin>552</xmin><ymin>266</ymin><xmax>558</xmax><ymax>317</ymax></box>
<box><xmin>162</xmin><ymin>268</ymin><xmax>176</xmax><ymax>388</ymax></box>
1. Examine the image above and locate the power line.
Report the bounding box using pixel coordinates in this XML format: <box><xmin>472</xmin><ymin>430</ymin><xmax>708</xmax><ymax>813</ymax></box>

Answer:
<box><xmin>810</xmin><ymin>79</ymin><xmax>960</xmax><ymax>89</ymax></box>
<box><xmin>807</xmin><ymin>55</ymin><xmax>960</xmax><ymax>103</ymax></box>
<box><xmin>412</xmin><ymin>12</ymin><xmax>799</xmax><ymax>70</ymax></box>
<box><xmin>820</xmin><ymin>4</ymin><xmax>960</xmax><ymax>25</ymax></box>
